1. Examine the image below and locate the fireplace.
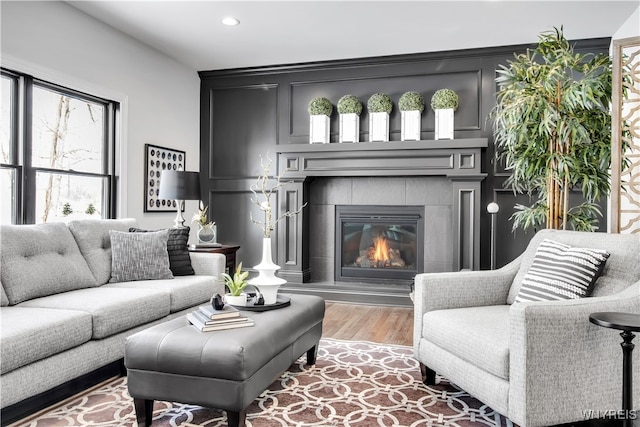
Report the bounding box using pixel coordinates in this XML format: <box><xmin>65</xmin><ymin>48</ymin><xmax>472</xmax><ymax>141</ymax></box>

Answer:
<box><xmin>335</xmin><ymin>205</ymin><xmax>424</xmax><ymax>283</ymax></box>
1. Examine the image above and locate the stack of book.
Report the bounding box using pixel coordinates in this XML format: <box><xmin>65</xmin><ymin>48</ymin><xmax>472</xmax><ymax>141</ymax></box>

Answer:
<box><xmin>187</xmin><ymin>304</ymin><xmax>254</xmax><ymax>332</ymax></box>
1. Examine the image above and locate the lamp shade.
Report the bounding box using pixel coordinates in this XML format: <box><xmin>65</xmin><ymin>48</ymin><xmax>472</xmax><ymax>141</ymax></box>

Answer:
<box><xmin>158</xmin><ymin>171</ymin><xmax>201</xmax><ymax>201</ymax></box>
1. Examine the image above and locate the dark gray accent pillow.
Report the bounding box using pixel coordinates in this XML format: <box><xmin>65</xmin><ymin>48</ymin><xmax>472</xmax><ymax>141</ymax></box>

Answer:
<box><xmin>109</xmin><ymin>229</ymin><xmax>173</xmax><ymax>283</ymax></box>
<box><xmin>515</xmin><ymin>239</ymin><xmax>610</xmax><ymax>302</ymax></box>
<box><xmin>129</xmin><ymin>227</ymin><xmax>195</xmax><ymax>276</ymax></box>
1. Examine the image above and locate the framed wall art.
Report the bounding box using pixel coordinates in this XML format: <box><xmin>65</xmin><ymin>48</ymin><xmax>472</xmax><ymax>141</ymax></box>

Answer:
<box><xmin>144</xmin><ymin>143</ymin><xmax>186</xmax><ymax>212</ymax></box>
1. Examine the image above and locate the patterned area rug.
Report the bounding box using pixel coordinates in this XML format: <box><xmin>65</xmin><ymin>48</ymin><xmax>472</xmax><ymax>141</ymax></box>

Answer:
<box><xmin>14</xmin><ymin>338</ymin><xmax>514</xmax><ymax>427</ymax></box>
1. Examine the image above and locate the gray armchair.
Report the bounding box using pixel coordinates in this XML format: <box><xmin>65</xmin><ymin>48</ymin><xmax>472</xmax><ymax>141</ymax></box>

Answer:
<box><xmin>413</xmin><ymin>229</ymin><xmax>640</xmax><ymax>427</ymax></box>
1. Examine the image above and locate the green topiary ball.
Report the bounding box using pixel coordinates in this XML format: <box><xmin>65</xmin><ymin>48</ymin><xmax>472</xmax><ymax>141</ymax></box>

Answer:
<box><xmin>398</xmin><ymin>91</ymin><xmax>425</xmax><ymax>113</ymax></box>
<box><xmin>308</xmin><ymin>97</ymin><xmax>333</xmax><ymax>116</ymax></box>
<box><xmin>430</xmin><ymin>89</ymin><xmax>459</xmax><ymax>111</ymax></box>
<box><xmin>367</xmin><ymin>93</ymin><xmax>393</xmax><ymax>114</ymax></box>
<box><xmin>337</xmin><ymin>95</ymin><xmax>363</xmax><ymax>115</ymax></box>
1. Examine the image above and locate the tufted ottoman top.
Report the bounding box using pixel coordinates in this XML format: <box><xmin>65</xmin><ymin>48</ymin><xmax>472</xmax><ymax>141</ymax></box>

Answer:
<box><xmin>125</xmin><ymin>294</ymin><xmax>324</xmax><ymax>381</ymax></box>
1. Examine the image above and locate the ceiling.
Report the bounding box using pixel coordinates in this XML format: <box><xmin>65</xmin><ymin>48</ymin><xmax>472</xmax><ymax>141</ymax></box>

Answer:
<box><xmin>67</xmin><ymin>1</ymin><xmax>639</xmax><ymax>72</ymax></box>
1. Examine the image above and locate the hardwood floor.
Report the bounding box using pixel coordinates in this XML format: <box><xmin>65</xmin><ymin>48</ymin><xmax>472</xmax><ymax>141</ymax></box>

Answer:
<box><xmin>321</xmin><ymin>301</ymin><xmax>414</xmax><ymax>347</ymax></box>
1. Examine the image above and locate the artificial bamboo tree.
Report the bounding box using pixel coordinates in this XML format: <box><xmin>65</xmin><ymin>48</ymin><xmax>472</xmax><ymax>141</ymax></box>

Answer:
<box><xmin>492</xmin><ymin>27</ymin><xmax>613</xmax><ymax>232</ymax></box>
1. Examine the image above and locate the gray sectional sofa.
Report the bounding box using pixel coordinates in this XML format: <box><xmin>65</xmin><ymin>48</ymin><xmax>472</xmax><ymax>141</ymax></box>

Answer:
<box><xmin>0</xmin><ymin>219</ymin><xmax>225</xmax><ymax>414</ymax></box>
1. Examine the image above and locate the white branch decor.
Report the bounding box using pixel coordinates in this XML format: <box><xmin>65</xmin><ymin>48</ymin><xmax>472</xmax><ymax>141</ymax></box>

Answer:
<box><xmin>250</xmin><ymin>153</ymin><xmax>307</xmax><ymax>238</ymax></box>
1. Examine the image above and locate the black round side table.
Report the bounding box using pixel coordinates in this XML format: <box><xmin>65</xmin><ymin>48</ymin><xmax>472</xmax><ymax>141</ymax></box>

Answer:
<box><xmin>589</xmin><ymin>312</ymin><xmax>640</xmax><ymax>427</ymax></box>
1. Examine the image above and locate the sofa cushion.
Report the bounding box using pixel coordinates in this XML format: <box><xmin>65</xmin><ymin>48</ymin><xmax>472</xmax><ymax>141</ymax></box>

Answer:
<box><xmin>129</xmin><ymin>227</ymin><xmax>195</xmax><ymax>276</ymax></box>
<box><xmin>0</xmin><ymin>222</ymin><xmax>97</xmax><ymax>305</ymax></box>
<box><xmin>68</xmin><ymin>218</ymin><xmax>137</xmax><ymax>285</ymax></box>
<box><xmin>508</xmin><ymin>229</ymin><xmax>640</xmax><ymax>304</ymax></box>
<box><xmin>104</xmin><ymin>275</ymin><xmax>216</xmax><ymax>313</ymax></box>
<box><xmin>515</xmin><ymin>239</ymin><xmax>609</xmax><ymax>303</ymax></box>
<box><xmin>422</xmin><ymin>305</ymin><xmax>511</xmax><ymax>380</ymax></box>
<box><xmin>109</xmin><ymin>229</ymin><xmax>173</xmax><ymax>283</ymax></box>
<box><xmin>18</xmin><ymin>287</ymin><xmax>170</xmax><ymax>339</ymax></box>
<box><xmin>0</xmin><ymin>307</ymin><xmax>93</xmax><ymax>374</ymax></box>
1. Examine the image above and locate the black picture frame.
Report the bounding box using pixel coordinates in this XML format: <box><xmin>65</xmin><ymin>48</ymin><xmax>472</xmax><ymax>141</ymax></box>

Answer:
<box><xmin>144</xmin><ymin>143</ymin><xmax>186</xmax><ymax>212</ymax></box>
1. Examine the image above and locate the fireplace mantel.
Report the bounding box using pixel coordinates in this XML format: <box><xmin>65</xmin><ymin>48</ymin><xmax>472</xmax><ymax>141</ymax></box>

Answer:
<box><xmin>273</xmin><ymin>138</ymin><xmax>488</xmax><ymax>285</ymax></box>
<box><xmin>275</xmin><ymin>138</ymin><xmax>488</xmax><ymax>178</ymax></box>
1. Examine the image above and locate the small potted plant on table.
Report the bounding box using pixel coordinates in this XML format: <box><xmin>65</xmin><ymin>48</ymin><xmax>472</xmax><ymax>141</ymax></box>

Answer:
<box><xmin>337</xmin><ymin>94</ymin><xmax>363</xmax><ymax>143</ymax></box>
<box><xmin>222</xmin><ymin>262</ymin><xmax>249</xmax><ymax>306</ymax></box>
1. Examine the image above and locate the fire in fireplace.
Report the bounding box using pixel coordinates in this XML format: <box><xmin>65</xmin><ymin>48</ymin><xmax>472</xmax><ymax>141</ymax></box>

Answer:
<box><xmin>335</xmin><ymin>205</ymin><xmax>424</xmax><ymax>283</ymax></box>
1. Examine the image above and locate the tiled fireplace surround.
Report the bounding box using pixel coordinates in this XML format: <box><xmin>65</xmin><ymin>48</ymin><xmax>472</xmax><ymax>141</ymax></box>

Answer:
<box><xmin>275</xmin><ymin>139</ymin><xmax>487</xmax><ymax>304</ymax></box>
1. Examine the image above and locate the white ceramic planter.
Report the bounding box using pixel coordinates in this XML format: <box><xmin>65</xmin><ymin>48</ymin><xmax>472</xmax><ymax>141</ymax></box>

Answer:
<box><xmin>248</xmin><ymin>237</ymin><xmax>286</xmax><ymax>305</ymax></box>
<box><xmin>369</xmin><ymin>112</ymin><xmax>389</xmax><ymax>142</ymax></box>
<box><xmin>224</xmin><ymin>293</ymin><xmax>247</xmax><ymax>306</ymax></box>
<box><xmin>309</xmin><ymin>115</ymin><xmax>330</xmax><ymax>144</ymax></box>
<box><xmin>339</xmin><ymin>113</ymin><xmax>359</xmax><ymax>143</ymax></box>
<box><xmin>435</xmin><ymin>108</ymin><xmax>454</xmax><ymax>140</ymax></box>
<box><xmin>401</xmin><ymin>110</ymin><xmax>422</xmax><ymax>141</ymax></box>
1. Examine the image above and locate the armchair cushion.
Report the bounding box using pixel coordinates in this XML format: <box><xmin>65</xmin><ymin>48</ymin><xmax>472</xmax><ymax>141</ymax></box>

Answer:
<box><xmin>514</xmin><ymin>239</ymin><xmax>609</xmax><ymax>302</ymax></box>
<box><xmin>422</xmin><ymin>305</ymin><xmax>510</xmax><ymax>380</ymax></box>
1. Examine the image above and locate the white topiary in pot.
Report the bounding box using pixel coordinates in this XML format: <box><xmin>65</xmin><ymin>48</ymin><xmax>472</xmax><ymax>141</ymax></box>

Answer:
<box><xmin>430</xmin><ymin>89</ymin><xmax>459</xmax><ymax>140</ymax></box>
<box><xmin>367</xmin><ymin>93</ymin><xmax>393</xmax><ymax>142</ymax></box>
<box><xmin>337</xmin><ymin>95</ymin><xmax>362</xmax><ymax>143</ymax></box>
<box><xmin>398</xmin><ymin>91</ymin><xmax>425</xmax><ymax>141</ymax></box>
<box><xmin>308</xmin><ymin>97</ymin><xmax>333</xmax><ymax>144</ymax></box>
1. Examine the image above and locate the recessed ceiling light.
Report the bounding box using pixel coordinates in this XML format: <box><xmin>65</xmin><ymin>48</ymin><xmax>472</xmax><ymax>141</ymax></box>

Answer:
<box><xmin>221</xmin><ymin>16</ymin><xmax>240</xmax><ymax>26</ymax></box>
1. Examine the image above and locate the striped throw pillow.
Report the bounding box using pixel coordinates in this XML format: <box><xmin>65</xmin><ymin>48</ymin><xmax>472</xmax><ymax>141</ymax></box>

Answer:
<box><xmin>515</xmin><ymin>239</ymin><xmax>609</xmax><ymax>303</ymax></box>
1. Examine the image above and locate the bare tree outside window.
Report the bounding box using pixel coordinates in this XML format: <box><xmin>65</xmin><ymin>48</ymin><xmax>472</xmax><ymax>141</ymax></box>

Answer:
<box><xmin>32</xmin><ymin>86</ymin><xmax>106</xmax><ymax>223</ymax></box>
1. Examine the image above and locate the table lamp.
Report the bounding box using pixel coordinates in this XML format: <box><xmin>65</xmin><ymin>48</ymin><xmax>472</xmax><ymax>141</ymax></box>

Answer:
<box><xmin>158</xmin><ymin>170</ymin><xmax>201</xmax><ymax>228</ymax></box>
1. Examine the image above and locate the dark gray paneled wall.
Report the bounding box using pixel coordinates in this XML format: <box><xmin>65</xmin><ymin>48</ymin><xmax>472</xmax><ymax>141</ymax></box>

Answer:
<box><xmin>199</xmin><ymin>38</ymin><xmax>611</xmax><ymax>271</ymax></box>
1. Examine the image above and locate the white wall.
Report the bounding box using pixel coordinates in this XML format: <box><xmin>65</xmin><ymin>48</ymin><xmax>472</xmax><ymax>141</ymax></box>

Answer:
<box><xmin>1</xmin><ymin>0</ymin><xmax>201</xmax><ymax>233</ymax></box>
<box><xmin>613</xmin><ymin>5</ymin><xmax>640</xmax><ymax>40</ymax></box>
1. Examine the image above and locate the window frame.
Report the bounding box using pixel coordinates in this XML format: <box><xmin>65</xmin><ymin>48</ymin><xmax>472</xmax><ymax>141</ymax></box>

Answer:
<box><xmin>1</xmin><ymin>68</ymin><xmax>118</xmax><ymax>224</ymax></box>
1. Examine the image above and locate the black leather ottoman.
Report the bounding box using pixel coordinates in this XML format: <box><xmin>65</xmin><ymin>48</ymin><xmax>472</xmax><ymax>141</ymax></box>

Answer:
<box><xmin>124</xmin><ymin>294</ymin><xmax>325</xmax><ymax>427</ymax></box>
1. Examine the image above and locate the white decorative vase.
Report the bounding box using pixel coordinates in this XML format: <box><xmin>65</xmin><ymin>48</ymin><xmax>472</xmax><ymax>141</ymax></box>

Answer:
<box><xmin>369</xmin><ymin>112</ymin><xmax>389</xmax><ymax>142</ymax></box>
<box><xmin>309</xmin><ymin>115</ymin><xmax>330</xmax><ymax>144</ymax></box>
<box><xmin>435</xmin><ymin>108</ymin><xmax>454</xmax><ymax>140</ymax></box>
<box><xmin>224</xmin><ymin>293</ymin><xmax>247</xmax><ymax>307</ymax></box>
<box><xmin>197</xmin><ymin>223</ymin><xmax>217</xmax><ymax>244</ymax></box>
<box><xmin>248</xmin><ymin>237</ymin><xmax>286</xmax><ymax>305</ymax></box>
<box><xmin>339</xmin><ymin>113</ymin><xmax>359</xmax><ymax>143</ymax></box>
<box><xmin>401</xmin><ymin>110</ymin><xmax>422</xmax><ymax>141</ymax></box>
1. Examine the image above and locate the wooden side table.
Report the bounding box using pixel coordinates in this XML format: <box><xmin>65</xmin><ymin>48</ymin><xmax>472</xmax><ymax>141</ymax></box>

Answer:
<box><xmin>190</xmin><ymin>244</ymin><xmax>240</xmax><ymax>274</ymax></box>
<box><xmin>589</xmin><ymin>312</ymin><xmax>640</xmax><ymax>427</ymax></box>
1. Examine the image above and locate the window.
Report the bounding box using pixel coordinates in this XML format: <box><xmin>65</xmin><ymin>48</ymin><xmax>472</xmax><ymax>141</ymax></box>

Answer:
<box><xmin>0</xmin><ymin>69</ymin><xmax>118</xmax><ymax>224</ymax></box>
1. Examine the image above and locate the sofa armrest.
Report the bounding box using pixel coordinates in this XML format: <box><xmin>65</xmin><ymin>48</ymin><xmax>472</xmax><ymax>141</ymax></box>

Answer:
<box><xmin>189</xmin><ymin>252</ymin><xmax>225</xmax><ymax>279</ymax></box>
<box><xmin>508</xmin><ymin>281</ymin><xmax>640</xmax><ymax>427</ymax></box>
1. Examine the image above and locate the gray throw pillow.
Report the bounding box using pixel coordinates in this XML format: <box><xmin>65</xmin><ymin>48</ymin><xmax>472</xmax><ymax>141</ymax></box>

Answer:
<box><xmin>109</xmin><ymin>229</ymin><xmax>173</xmax><ymax>283</ymax></box>
<box><xmin>515</xmin><ymin>239</ymin><xmax>610</xmax><ymax>303</ymax></box>
<box><xmin>129</xmin><ymin>227</ymin><xmax>195</xmax><ymax>276</ymax></box>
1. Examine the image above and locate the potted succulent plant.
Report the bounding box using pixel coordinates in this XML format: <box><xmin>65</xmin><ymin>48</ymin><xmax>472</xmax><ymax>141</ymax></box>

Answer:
<box><xmin>222</xmin><ymin>262</ymin><xmax>250</xmax><ymax>306</ymax></box>
<box><xmin>337</xmin><ymin>94</ymin><xmax>362</xmax><ymax>143</ymax></box>
<box><xmin>367</xmin><ymin>93</ymin><xmax>393</xmax><ymax>142</ymax></box>
<box><xmin>308</xmin><ymin>97</ymin><xmax>333</xmax><ymax>144</ymax></box>
<box><xmin>398</xmin><ymin>91</ymin><xmax>425</xmax><ymax>141</ymax></box>
<box><xmin>430</xmin><ymin>88</ymin><xmax>459</xmax><ymax>140</ymax></box>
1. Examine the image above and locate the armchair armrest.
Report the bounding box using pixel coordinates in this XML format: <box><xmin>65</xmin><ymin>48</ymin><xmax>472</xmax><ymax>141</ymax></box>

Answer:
<box><xmin>189</xmin><ymin>252</ymin><xmax>225</xmax><ymax>279</ymax></box>
<box><xmin>508</xmin><ymin>282</ymin><xmax>640</xmax><ymax>427</ymax></box>
<box><xmin>414</xmin><ymin>257</ymin><xmax>521</xmax><ymax>314</ymax></box>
